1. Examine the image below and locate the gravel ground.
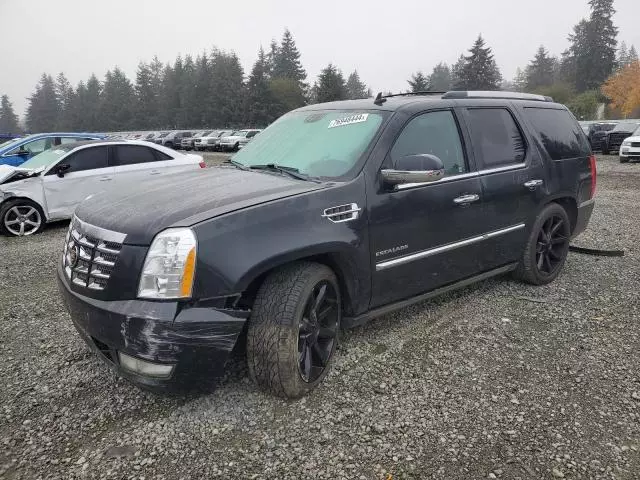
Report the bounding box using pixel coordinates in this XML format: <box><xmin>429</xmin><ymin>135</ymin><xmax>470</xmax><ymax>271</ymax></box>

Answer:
<box><xmin>1</xmin><ymin>155</ymin><xmax>639</xmax><ymax>480</ymax></box>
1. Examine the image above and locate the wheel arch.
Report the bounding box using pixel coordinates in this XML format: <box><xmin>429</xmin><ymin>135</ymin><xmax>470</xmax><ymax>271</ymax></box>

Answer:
<box><xmin>0</xmin><ymin>195</ymin><xmax>48</xmax><ymax>220</ymax></box>
<box><xmin>545</xmin><ymin>195</ymin><xmax>578</xmax><ymax>234</ymax></box>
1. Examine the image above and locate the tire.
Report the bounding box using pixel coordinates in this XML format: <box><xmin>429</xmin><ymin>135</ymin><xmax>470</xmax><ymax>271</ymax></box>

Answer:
<box><xmin>247</xmin><ymin>262</ymin><xmax>341</xmax><ymax>399</ymax></box>
<box><xmin>0</xmin><ymin>199</ymin><xmax>45</xmax><ymax>237</ymax></box>
<box><xmin>602</xmin><ymin>145</ymin><xmax>610</xmax><ymax>155</ymax></box>
<box><xmin>513</xmin><ymin>203</ymin><xmax>571</xmax><ymax>285</ymax></box>
<box><xmin>233</xmin><ymin>142</ymin><xmax>239</xmax><ymax>152</ymax></box>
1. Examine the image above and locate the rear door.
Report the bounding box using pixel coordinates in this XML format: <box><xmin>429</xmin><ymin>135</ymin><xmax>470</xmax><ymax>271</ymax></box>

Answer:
<box><xmin>458</xmin><ymin>104</ymin><xmax>545</xmax><ymax>269</ymax></box>
<box><xmin>43</xmin><ymin>146</ymin><xmax>114</xmax><ymax>219</ymax></box>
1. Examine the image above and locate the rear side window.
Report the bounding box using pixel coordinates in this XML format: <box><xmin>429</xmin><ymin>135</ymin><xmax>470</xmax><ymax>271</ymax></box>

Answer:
<box><xmin>391</xmin><ymin>110</ymin><xmax>467</xmax><ymax>177</ymax></box>
<box><xmin>465</xmin><ymin>108</ymin><xmax>526</xmax><ymax>168</ymax></box>
<box><xmin>59</xmin><ymin>146</ymin><xmax>109</xmax><ymax>173</ymax></box>
<box><xmin>114</xmin><ymin>145</ymin><xmax>158</xmax><ymax>165</ymax></box>
<box><xmin>524</xmin><ymin>108</ymin><xmax>590</xmax><ymax>160</ymax></box>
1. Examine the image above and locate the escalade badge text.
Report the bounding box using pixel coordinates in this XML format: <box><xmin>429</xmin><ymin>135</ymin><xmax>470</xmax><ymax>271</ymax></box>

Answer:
<box><xmin>375</xmin><ymin>245</ymin><xmax>409</xmax><ymax>257</ymax></box>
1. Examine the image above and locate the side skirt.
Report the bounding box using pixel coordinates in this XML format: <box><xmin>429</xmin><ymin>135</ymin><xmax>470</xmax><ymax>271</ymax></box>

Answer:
<box><xmin>342</xmin><ymin>263</ymin><xmax>518</xmax><ymax>329</ymax></box>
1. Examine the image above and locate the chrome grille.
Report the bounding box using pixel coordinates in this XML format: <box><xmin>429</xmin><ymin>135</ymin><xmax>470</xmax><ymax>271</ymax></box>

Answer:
<box><xmin>62</xmin><ymin>217</ymin><xmax>125</xmax><ymax>291</ymax></box>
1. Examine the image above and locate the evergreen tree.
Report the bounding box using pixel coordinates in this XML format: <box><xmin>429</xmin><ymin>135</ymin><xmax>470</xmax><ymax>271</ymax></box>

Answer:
<box><xmin>84</xmin><ymin>74</ymin><xmax>102</xmax><ymax>131</ymax></box>
<box><xmin>525</xmin><ymin>46</ymin><xmax>557</xmax><ymax>90</ymax></box>
<box><xmin>454</xmin><ymin>36</ymin><xmax>502</xmax><ymax>90</ymax></box>
<box><xmin>245</xmin><ymin>47</ymin><xmax>276</xmax><ymax>126</ymax></box>
<box><xmin>26</xmin><ymin>73</ymin><xmax>59</xmax><ymax>132</ymax></box>
<box><xmin>629</xmin><ymin>45</ymin><xmax>639</xmax><ymax>64</ymax></box>
<box><xmin>0</xmin><ymin>95</ymin><xmax>20</xmax><ymax>133</ymax></box>
<box><xmin>192</xmin><ymin>53</ymin><xmax>212</xmax><ymax>127</ymax></box>
<box><xmin>134</xmin><ymin>62</ymin><xmax>158</xmax><ymax>128</ymax></box>
<box><xmin>55</xmin><ymin>73</ymin><xmax>75</xmax><ymax>130</ymax></box>
<box><xmin>429</xmin><ymin>63</ymin><xmax>452</xmax><ymax>91</ymax></box>
<box><xmin>160</xmin><ymin>61</ymin><xmax>180</xmax><ymax>128</ymax></box>
<box><xmin>345</xmin><ymin>70</ymin><xmax>369</xmax><ymax>99</ymax></box>
<box><xmin>407</xmin><ymin>72</ymin><xmax>429</xmax><ymax>92</ymax></box>
<box><xmin>266</xmin><ymin>39</ymin><xmax>279</xmax><ymax>75</ymax></box>
<box><xmin>617</xmin><ymin>41</ymin><xmax>628</xmax><ymax>70</ymax></box>
<box><xmin>315</xmin><ymin>64</ymin><xmax>348</xmax><ymax>103</ymax></box>
<box><xmin>99</xmin><ymin>67</ymin><xmax>135</xmax><ymax>131</ymax></box>
<box><xmin>177</xmin><ymin>54</ymin><xmax>197</xmax><ymax>127</ymax></box>
<box><xmin>271</xmin><ymin>29</ymin><xmax>307</xmax><ymax>111</ymax></box>
<box><xmin>209</xmin><ymin>51</ymin><xmax>245</xmax><ymax>127</ymax></box>
<box><xmin>512</xmin><ymin>67</ymin><xmax>527</xmax><ymax>92</ymax></box>
<box><xmin>451</xmin><ymin>54</ymin><xmax>466</xmax><ymax>89</ymax></box>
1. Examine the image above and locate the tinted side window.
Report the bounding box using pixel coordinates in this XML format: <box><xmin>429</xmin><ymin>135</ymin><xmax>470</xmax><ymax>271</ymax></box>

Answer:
<box><xmin>466</xmin><ymin>108</ymin><xmax>526</xmax><ymax>168</ymax></box>
<box><xmin>61</xmin><ymin>146</ymin><xmax>109</xmax><ymax>173</ymax></box>
<box><xmin>114</xmin><ymin>145</ymin><xmax>158</xmax><ymax>165</ymax></box>
<box><xmin>10</xmin><ymin>138</ymin><xmax>50</xmax><ymax>155</ymax></box>
<box><xmin>391</xmin><ymin>110</ymin><xmax>467</xmax><ymax>176</ymax></box>
<box><xmin>523</xmin><ymin>108</ymin><xmax>590</xmax><ymax>160</ymax></box>
<box><xmin>154</xmin><ymin>150</ymin><xmax>172</xmax><ymax>161</ymax></box>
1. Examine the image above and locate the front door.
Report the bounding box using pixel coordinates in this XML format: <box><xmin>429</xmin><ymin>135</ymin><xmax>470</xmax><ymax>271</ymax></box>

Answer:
<box><xmin>43</xmin><ymin>145</ymin><xmax>114</xmax><ymax>219</ymax></box>
<box><xmin>369</xmin><ymin>109</ymin><xmax>487</xmax><ymax>308</ymax></box>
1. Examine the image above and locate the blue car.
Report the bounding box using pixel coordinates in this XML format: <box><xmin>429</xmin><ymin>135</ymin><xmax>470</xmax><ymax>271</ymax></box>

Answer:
<box><xmin>0</xmin><ymin>133</ymin><xmax>104</xmax><ymax>166</ymax></box>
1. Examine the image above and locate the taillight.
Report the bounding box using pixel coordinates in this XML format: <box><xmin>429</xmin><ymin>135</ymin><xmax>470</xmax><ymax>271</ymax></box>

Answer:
<box><xmin>589</xmin><ymin>154</ymin><xmax>597</xmax><ymax>198</ymax></box>
<box><xmin>199</xmin><ymin>161</ymin><xmax>206</xmax><ymax>169</ymax></box>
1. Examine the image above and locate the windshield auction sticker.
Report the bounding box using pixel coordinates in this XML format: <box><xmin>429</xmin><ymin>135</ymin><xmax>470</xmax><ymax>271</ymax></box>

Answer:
<box><xmin>328</xmin><ymin>113</ymin><xmax>369</xmax><ymax>128</ymax></box>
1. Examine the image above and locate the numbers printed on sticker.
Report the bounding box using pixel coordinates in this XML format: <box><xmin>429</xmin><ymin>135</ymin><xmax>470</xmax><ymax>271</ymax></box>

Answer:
<box><xmin>328</xmin><ymin>113</ymin><xmax>369</xmax><ymax>129</ymax></box>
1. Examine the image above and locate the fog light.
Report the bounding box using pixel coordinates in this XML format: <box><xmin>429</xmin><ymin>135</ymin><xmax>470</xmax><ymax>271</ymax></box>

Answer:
<box><xmin>118</xmin><ymin>352</ymin><xmax>175</xmax><ymax>379</ymax></box>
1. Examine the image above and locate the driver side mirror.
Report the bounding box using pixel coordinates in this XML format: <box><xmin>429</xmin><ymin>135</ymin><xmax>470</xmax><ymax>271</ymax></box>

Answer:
<box><xmin>55</xmin><ymin>163</ymin><xmax>71</xmax><ymax>177</ymax></box>
<box><xmin>381</xmin><ymin>154</ymin><xmax>445</xmax><ymax>186</ymax></box>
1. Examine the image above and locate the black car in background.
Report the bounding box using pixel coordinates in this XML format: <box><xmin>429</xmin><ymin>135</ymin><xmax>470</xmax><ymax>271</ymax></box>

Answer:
<box><xmin>602</xmin><ymin>121</ymin><xmax>640</xmax><ymax>155</ymax></box>
<box><xmin>58</xmin><ymin>91</ymin><xmax>595</xmax><ymax>398</ymax></box>
<box><xmin>587</xmin><ymin>122</ymin><xmax>617</xmax><ymax>151</ymax></box>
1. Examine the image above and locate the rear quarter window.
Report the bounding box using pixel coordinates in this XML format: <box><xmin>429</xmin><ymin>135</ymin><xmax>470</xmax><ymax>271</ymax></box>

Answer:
<box><xmin>524</xmin><ymin>108</ymin><xmax>590</xmax><ymax>160</ymax></box>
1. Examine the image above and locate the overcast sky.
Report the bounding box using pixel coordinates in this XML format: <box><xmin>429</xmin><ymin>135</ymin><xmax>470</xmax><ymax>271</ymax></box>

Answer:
<box><xmin>1</xmin><ymin>0</ymin><xmax>639</xmax><ymax>118</ymax></box>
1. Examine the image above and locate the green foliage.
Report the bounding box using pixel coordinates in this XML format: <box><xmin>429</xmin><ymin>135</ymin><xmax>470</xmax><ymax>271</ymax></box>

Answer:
<box><xmin>429</xmin><ymin>63</ymin><xmax>452</xmax><ymax>91</ymax></box>
<box><xmin>55</xmin><ymin>73</ymin><xmax>74</xmax><ymax>130</ymax></box>
<box><xmin>0</xmin><ymin>95</ymin><xmax>20</xmax><ymax>133</ymax></box>
<box><xmin>134</xmin><ymin>62</ymin><xmax>158</xmax><ymax>128</ymax></box>
<box><xmin>26</xmin><ymin>74</ymin><xmax>60</xmax><ymax>133</ymax></box>
<box><xmin>567</xmin><ymin>90</ymin><xmax>603</xmax><ymax>120</ymax></box>
<box><xmin>245</xmin><ymin>47</ymin><xmax>277</xmax><ymax>127</ymax></box>
<box><xmin>407</xmin><ymin>72</ymin><xmax>429</xmax><ymax>92</ymax></box>
<box><xmin>315</xmin><ymin>64</ymin><xmax>348</xmax><ymax>103</ymax></box>
<box><xmin>525</xmin><ymin>46</ymin><xmax>558</xmax><ymax>90</ymax></box>
<box><xmin>345</xmin><ymin>71</ymin><xmax>369</xmax><ymax>100</ymax></box>
<box><xmin>533</xmin><ymin>82</ymin><xmax>576</xmax><ymax>105</ymax></box>
<box><xmin>99</xmin><ymin>67</ymin><xmax>135</xmax><ymax>131</ymax></box>
<box><xmin>454</xmin><ymin>36</ymin><xmax>502</xmax><ymax>90</ymax></box>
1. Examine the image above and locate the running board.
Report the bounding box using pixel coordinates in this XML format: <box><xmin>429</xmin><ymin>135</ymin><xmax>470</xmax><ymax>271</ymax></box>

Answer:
<box><xmin>343</xmin><ymin>263</ymin><xmax>518</xmax><ymax>329</ymax></box>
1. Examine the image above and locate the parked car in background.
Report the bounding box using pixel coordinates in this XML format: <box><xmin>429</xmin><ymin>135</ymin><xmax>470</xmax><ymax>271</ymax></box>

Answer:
<box><xmin>161</xmin><ymin>131</ymin><xmax>192</xmax><ymax>149</ymax></box>
<box><xmin>0</xmin><ymin>133</ymin><xmax>104</xmax><ymax>167</ymax></box>
<box><xmin>56</xmin><ymin>91</ymin><xmax>595</xmax><ymax>397</ymax></box>
<box><xmin>194</xmin><ymin>130</ymin><xmax>218</xmax><ymax>151</ymax></box>
<box><xmin>153</xmin><ymin>132</ymin><xmax>170</xmax><ymax>145</ymax></box>
<box><xmin>0</xmin><ymin>140</ymin><xmax>205</xmax><ymax>237</ymax></box>
<box><xmin>619</xmin><ymin>126</ymin><xmax>640</xmax><ymax>163</ymax></box>
<box><xmin>198</xmin><ymin>130</ymin><xmax>233</xmax><ymax>151</ymax></box>
<box><xmin>602</xmin><ymin>121</ymin><xmax>640</xmax><ymax>155</ymax></box>
<box><xmin>219</xmin><ymin>129</ymin><xmax>262</xmax><ymax>151</ymax></box>
<box><xmin>181</xmin><ymin>131</ymin><xmax>212</xmax><ymax>151</ymax></box>
<box><xmin>586</xmin><ymin>122</ymin><xmax>617</xmax><ymax>151</ymax></box>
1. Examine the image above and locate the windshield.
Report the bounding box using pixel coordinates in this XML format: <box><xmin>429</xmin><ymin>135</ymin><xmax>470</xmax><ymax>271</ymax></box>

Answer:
<box><xmin>232</xmin><ymin>110</ymin><xmax>387</xmax><ymax>179</ymax></box>
<box><xmin>633</xmin><ymin>127</ymin><xmax>640</xmax><ymax>136</ymax></box>
<box><xmin>19</xmin><ymin>148</ymin><xmax>68</xmax><ymax>170</ymax></box>
<box><xmin>614</xmin><ymin>122</ymin><xmax>640</xmax><ymax>132</ymax></box>
<box><xmin>0</xmin><ymin>136</ymin><xmax>29</xmax><ymax>152</ymax></box>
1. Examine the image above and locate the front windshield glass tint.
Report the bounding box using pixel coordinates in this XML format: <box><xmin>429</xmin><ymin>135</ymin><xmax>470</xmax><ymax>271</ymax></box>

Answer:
<box><xmin>233</xmin><ymin>110</ymin><xmax>386</xmax><ymax>178</ymax></box>
<box><xmin>19</xmin><ymin>148</ymin><xmax>68</xmax><ymax>170</ymax></box>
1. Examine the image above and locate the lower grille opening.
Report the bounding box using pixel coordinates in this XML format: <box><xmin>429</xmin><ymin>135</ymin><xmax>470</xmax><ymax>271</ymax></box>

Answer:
<box><xmin>92</xmin><ymin>337</ymin><xmax>115</xmax><ymax>364</ymax></box>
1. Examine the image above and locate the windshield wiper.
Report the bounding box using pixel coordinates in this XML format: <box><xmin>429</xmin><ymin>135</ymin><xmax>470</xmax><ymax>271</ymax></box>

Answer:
<box><xmin>249</xmin><ymin>164</ymin><xmax>317</xmax><ymax>182</ymax></box>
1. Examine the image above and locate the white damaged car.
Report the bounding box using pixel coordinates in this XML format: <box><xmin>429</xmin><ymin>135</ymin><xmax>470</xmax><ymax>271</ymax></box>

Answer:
<box><xmin>0</xmin><ymin>140</ymin><xmax>205</xmax><ymax>237</ymax></box>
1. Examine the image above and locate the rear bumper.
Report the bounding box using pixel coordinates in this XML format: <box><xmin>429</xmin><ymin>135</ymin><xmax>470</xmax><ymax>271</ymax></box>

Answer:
<box><xmin>572</xmin><ymin>199</ymin><xmax>595</xmax><ymax>238</ymax></box>
<box><xmin>57</xmin><ymin>263</ymin><xmax>249</xmax><ymax>391</ymax></box>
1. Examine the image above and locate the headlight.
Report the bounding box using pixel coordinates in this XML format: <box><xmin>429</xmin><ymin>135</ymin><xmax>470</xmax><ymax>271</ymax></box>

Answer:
<box><xmin>138</xmin><ymin>228</ymin><xmax>197</xmax><ymax>299</ymax></box>
<box><xmin>622</xmin><ymin>139</ymin><xmax>631</xmax><ymax>146</ymax></box>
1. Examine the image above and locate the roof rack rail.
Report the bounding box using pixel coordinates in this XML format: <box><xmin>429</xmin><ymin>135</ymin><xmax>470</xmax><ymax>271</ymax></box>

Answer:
<box><xmin>373</xmin><ymin>90</ymin><xmax>446</xmax><ymax>105</ymax></box>
<box><xmin>441</xmin><ymin>91</ymin><xmax>554</xmax><ymax>102</ymax></box>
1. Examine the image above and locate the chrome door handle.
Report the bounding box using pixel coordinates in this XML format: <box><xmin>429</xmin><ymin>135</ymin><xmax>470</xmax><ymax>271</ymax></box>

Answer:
<box><xmin>524</xmin><ymin>179</ymin><xmax>543</xmax><ymax>189</ymax></box>
<box><xmin>150</xmin><ymin>170</ymin><xmax>161</xmax><ymax>175</ymax></box>
<box><xmin>453</xmin><ymin>194</ymin><xmax>480</xmax><ymax>205</ymax></box>
<box><xmin>99</xmin><ymin>177</ymin><xmax>112</xmax><ymax>182</ymax></box>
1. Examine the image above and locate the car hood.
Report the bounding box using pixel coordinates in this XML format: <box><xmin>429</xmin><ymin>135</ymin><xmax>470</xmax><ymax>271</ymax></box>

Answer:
<box><xmin>74</xmin><ymin>166</ymin><xmax>327</xmax><ymax>245</ymax></box>
<box><xmin>0</xmin><ymin>165</ymin><xmax>41</xmax><ymax>184</ymax></box>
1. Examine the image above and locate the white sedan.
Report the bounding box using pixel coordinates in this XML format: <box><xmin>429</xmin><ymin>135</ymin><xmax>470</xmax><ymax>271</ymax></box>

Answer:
<box><xmin>0</xmin><ymin>140</ymin><xmax>205</xmax><ymax>236</ymax></box>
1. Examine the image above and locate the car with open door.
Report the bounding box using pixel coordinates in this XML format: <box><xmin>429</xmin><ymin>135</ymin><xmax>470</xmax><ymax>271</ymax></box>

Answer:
<box><xmin>0</xmin><ymin>140</ymin><xmax>205</xmax><ymax>237</ymax></box>
<box><xmin>0</xmin><ymin>132</ymin><xmax>104</xmax><ymax>167</ymax></box>
<box><xmin>57</xmin><ymin>91</ymin><xmax>595</xmax><ymax>398</ymax></box>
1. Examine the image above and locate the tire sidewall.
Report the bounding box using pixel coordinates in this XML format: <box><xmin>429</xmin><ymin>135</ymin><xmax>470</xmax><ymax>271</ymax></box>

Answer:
<box><xmin>0</xmin><ymin>199</ymin><xmax>45</xmax><ymax>237</ymax></box>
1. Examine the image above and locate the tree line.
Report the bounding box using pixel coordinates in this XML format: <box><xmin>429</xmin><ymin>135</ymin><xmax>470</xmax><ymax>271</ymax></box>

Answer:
<box><xmin>1</xmin><ymin>0</ymin><xmax>638</xmax><ymax>134</ymax></box>
<box><xmin>406</xmin><ymin>0</ymin><xmax>639</xmax><ymax>119</ymax></box>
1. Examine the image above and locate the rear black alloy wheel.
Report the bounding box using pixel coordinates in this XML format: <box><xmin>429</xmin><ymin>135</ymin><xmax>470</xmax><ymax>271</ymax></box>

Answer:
<box><xmin>535</xmin><ymin>215</ymin><xmax>570</xmax><ymax>276</ymax></box>
<box><xmin>514</xmin><ymin>202</ymin><xmax>571</xmax><ymax>285</ymax></box>
<box><xmin>247</xmin><ymin>262</ymin><xmax>341</xmax><ymax>398</ymax></box>
<box><xmin>297</xmin><ymin>281</ymin><xmax>339</xmax><ymax>383</ymax></box>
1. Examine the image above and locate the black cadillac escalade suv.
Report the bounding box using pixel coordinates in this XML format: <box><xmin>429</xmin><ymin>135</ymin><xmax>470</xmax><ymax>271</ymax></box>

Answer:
<box><xmin>58</xmin><ymin>91</ymin><xmax>596</xmax><ymax>399</ymax></box>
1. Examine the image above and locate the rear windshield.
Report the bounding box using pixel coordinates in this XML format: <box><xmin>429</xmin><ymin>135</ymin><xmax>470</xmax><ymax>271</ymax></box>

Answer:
<box><xmin>232</xmin><ymin>110</ymin><xmax>387</xmax><ymax>179</ymax></box>
<box><xmin>523</xmin><ymin>108</ymin><xmax>590</xmax><ymax>160</ymax></box>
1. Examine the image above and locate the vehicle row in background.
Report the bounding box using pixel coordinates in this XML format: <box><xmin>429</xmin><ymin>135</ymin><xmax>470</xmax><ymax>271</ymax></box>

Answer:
<box><xmin>0</xmin><ymin>140</ymin><xmax>204</xmax><ymax>237</ymax></box>
<box><xmin>106</xmin><ymin>128</ymin><xmax>263</xmax><ymax>151</ymax></box>
<box><xmin>619</xmin><ymin>126</ymin><xmax>640</xmax><ymax>163</ymax></box>
<box><xmin>579</xmin><ymin>119</ymin><xmax>640</xmax><ymax>156</ymax></box>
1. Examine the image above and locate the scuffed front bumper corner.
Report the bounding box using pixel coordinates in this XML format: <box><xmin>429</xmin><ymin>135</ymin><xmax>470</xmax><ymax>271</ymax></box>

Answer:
<box><xmin>57</xmin><ymin>263</ymin><xmax>250</xmax><ymax>392</ymax></box>
<box><xmin>572</xmin><ymin>198</ymin><xmax>595</xmax><ymax>239</ymax></box>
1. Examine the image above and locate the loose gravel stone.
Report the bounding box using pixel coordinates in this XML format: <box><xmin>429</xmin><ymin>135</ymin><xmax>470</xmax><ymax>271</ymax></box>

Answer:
<box><xmin>1</xmin><ymin>155</ymin><xmax>639</xmax><ymax>479</ymax></box>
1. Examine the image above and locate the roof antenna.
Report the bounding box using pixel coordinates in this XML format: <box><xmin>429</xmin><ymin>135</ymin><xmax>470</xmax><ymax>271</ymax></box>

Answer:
<box><xmin>373</xmin><ymin>92</ymin><xmax>387</xmax><ymax>106</ymax></box>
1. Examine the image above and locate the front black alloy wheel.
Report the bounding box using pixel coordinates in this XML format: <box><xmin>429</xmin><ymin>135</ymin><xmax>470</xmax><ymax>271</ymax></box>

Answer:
<box><xmin>514</xmin><ymin>203</ymin><xmax>571</xmax><ymax>285</ymax></box>
<box><xmin>247</xmin><ymin>262</ymin><xmax>341</xmax><ymax>398</ymax></box>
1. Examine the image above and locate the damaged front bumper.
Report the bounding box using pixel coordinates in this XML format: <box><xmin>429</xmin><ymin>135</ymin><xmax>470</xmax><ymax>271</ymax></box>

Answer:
<box><xmin>57</xmin><ymin>263</ymin><xmax>249</xmax><ymax>391</ymax></box>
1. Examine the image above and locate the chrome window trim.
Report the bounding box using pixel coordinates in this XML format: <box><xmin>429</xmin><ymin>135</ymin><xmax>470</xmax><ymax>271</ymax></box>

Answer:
<box><xmin>395</xmin><ymin>163</ymin><xmax>527</xmax><ymax>191</ymax></box>
<box><xmin>376</xmin><ymin>223</ymin><xmax>525</xmax><ymax>271</ymax></box>
<box><xmin>478</xmin><ymin>162</ymin><xmax>527</xmax><ymax>175</ymax></box>
<box><xmin>72</xmin><ymin>216</ymin><xmax>126</xmax><ymax>244</ymax></box>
